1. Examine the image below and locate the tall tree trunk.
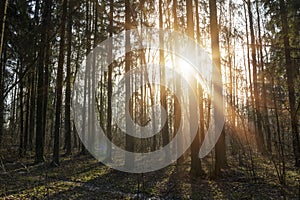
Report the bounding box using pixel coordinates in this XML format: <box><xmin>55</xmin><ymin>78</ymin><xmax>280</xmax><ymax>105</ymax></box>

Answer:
<box><xmin>10</xmin><ymin>79</ymin><xmax>17</xmax><ymax>131</ymax></box>
<box><xmin>255</xmin><ymin>0</ymin><xmax>272</xmax><ymax>153</ymax></box>
<box><xmin>0</xmin><ymin>0</ymin><xmax>8</xmax><ymax>145</ymax></box>
<box><xmin>209</xmin><ymin>0</ymin><xmax>226</xmax><ymax>176</ymax></box>
<box><xmin>172</xmin><ymin>0</ymin><xmax>184</xmax><ymax>166</ymax></box>
<box><xmin>125</xmin><ymin>0</ymin><xmax>134</xmax><ymax>168</ymax></box>
<box><xmin>195</xmin><ymin>0</ymin><xmax>205</xmax><ymax>153</ymax></box>
<box><xmin>64</xmin><ymin>0</ymin><xmax>72</xmax><ymax>156</ymax></box>
<box><xmin>52</xmin><ymin>0</ymin><xmax>68</xmax><ymax>166</ymax></box>
<box><xmin>227</xmin><ymin>0</ymin><xmax>234</xmax><ymax>131</ymax></box>
<box><xmin>247</xmin><ymin>0</ymin><xmax>265</xmax><ymax>153</ymax></box>
<box><xmin>0</xmin><ymin>65</ymin><xmax>3</xmax><ymax>144</ymax></box>
<box><xmin>159</xmin><ymin>0</ymin><xmax>170</xmax><ymax>161</ymax></box>
<box><xmin>30</xmin><ymin>0</ymin><xmax>40</xmax><ymax>151</ymax></box>
<box><xmin>90</xmin><ymin>0</ymin><xmax>98</xmax><ymax>156</ymax></box>
<box><xmin>187</xmin><ymin>0</ymin><xmax>202</xmax><ymax>177</ymax></box>
<box><xmin>24</xmin><ymin>76</ymin><xmax>30</xmax><ymax>155</ymax></box>
<box><xmin>87</xmin><ymin>1</ymin><xmax>92</xmax><ymax>150</ymax></box>
<box><xmin>279</xmin><ymin>0</ymin><xmax>300</xmax><ymax>167</ymax></box>
<box><xmin>106</xmin><ymin>0</ymin><xmax>113</xmax><ymax>161</ymax></box>
<box><xmin>28</xmin><ymin>68</ymin><xmax>36</xmax><ymax>150</ymax></box>
<box><xmin>243</xmin><ymin>1</ymin><xmax>254</xmax><ymax>121</ymax></box>
<box><xmin>0</xmin><ymin>51</ymin><xmax>3</xmax><ymax>145</ymax></box>
<box><xmin>42</xmin><ymin>15</ymin><xmax>51</xmax><ymax>153</ymax></box>
<box><xmin>81</xmin><ymin>0</ymin><xmax>91</xmax><ymax>155</ymax></box>
<box><xmin>35</xmin><ymin>0</ymin><xmax>51</xmax><ymax>163</ymax></box>
<box><xmin>227</xmin><ymin>0</ymin><xmax>238</xmax><ymax>156</ymax></box>
<box><xmin>19</xmin><ymin>62</ymin><xmax>24</xmax><ymax>157</ymax></box>
<box><xmin>0</xmin><ymin>0</ymin><xmax>7</xmax><ymax>58</ymax></box>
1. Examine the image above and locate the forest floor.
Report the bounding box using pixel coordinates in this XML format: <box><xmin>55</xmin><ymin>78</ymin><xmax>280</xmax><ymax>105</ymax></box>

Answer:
<box><xmin>0</xmin><ymin>149</ymin><xmax>300</xmax><ymax>200</ymax></box>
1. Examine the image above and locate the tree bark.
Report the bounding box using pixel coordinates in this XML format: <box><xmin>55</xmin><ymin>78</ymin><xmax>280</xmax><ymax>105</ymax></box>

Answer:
<box><xmin>53</xmin><ymin>0</ymin><xmax>68</xmax><ymax>166</ymax></box>
<box><xmin>279</xmin><ymin>0</ymin><xmax>300</xmax><ymax>167</ymax></box>
<box><xmin>106</xmin><ymin>0</ymin><xmax>113</xmax><ymax>161</ymax></box>
<box><xmin>125</xmin><ymin>0</ymin><xmax>134</xmax><ymax>168</ymax></box>
<box><xmin>64</xmin><ymin>0</ymin><xmax>73</xmax><ymax>156</ymax></box>
<box><xmin>247</xmin><ymin>0</ymin><xmax>265</xmax><ymax>153</ymax></box>
<box><xmin>0</xmin><ymin>0</ymin><xmax>8</xmax><ymax>145</ymax></box>
<box><xmin>187</xmin><ymin>0</ymin><xmax>202</xmax><ymax>177</ymax></box>
<box><xmin>172</xmin><ymin>0</ymin><xmax>184</xmax><ymax>166</ymax></box>
<box><xmin>195</xmin><ymin>0</ymin><xmax>205</xmax><ymax>155</ymax></box>
<box><xmin>0</xmin><ymin>0</ymin><xmax>7</xmax><ymax>58</ymax></box>
<box><xmin>159</xmin><ymin>0</ymin><xmax>170</xmax><ymax>161</ymax></box>
<box><xmin>209</xmin><ymin>0</ymin><xmax>226</xmax><ymax>176</ymax></box>
<box><xmin>80</xmin><ymin>0</ymin><xmax>91</xmax><ymax>155</ymax></box>
<box><xmin>24</xmin><ymin>76</ymin><xmax>30</xmax><ymax>155</ymax></box>
<box><xmin>255</xmin><ymin>0</ymin><xmax>272</xmax><ymax>153</ymax></box>
<box><xmin>19</xmin><ymin>62</ymin><xmax>24</xmax><ymax>157</ymax></box>
<box><xmin>35</xmin><ymin>0</ymin><xmax>51</xmax><ymax>163</ymax></box>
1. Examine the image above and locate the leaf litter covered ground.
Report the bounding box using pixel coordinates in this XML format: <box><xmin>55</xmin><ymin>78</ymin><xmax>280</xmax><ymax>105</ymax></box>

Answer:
<box><xmin>0</xmin><ymin>153</ymin><xmax>299</xmax><ymax>199</ymax></box>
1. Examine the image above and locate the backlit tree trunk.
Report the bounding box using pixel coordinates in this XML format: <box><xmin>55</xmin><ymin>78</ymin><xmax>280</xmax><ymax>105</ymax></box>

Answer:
<box><xmin>209</xmin><ymin>0</ymin><xmax>226</xmax><ymax>176</ymax></box>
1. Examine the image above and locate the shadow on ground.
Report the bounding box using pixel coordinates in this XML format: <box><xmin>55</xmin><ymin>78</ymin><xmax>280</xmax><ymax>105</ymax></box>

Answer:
<box><xmin>0</xmin><ymin>153</ymin><xmax>299</xmax><ymax>199</ymax></box>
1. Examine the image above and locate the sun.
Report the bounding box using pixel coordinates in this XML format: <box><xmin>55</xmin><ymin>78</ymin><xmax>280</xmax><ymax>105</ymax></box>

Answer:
<box><xmin>177</xmin><ymin>58</ymin><xmax>193</xmax><ymax>79</ymax></box>
<box><xmin>161</xmin><ymin>53</ymin><xmax>212</xmax><ymax>94</ymax></box>
<box><xmin>164</xmin><ymin>56</ymin><xmax>193</xmax><ymax>79</ymax></box>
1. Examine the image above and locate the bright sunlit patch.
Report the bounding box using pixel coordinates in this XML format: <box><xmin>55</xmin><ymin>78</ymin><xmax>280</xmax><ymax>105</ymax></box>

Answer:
<box><xmin>177</xmin><ymin>58</ymin><xmax>193</xmax><ymax>79</ymax></box>
<box><xmin>163</xmin><ymin>54</ymin><xmax>211</xmax><ymax>95</ymax></box>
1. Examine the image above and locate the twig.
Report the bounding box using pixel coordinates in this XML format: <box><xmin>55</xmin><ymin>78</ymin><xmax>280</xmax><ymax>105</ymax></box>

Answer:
<box><xmin>0</xmin><ymin>156</ymin><xmax>7</xmax><ymax>173</ymax></box>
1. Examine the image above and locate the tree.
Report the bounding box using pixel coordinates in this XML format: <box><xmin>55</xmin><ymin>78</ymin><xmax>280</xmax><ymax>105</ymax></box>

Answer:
<box><xmin>187</xmin><ymin>0</ymin><xmax>202</xmax><ymax>177</ymax></box>
<box><xmin>106</xmin><ymin>0</ymin><xmax>113</xmax><ymax>162</ymax></box>
<box><xmin>195</xmin><ymin>0</ymin><xmax>205</xmax><ymax>170</ymax></box>
<box><xmin>52</xmin><ymin>0</ymin><xmax>68</xmax><ymax>166</ymax></box>
<box><xmin>80</xmin><ymin>0</ymin><xmax>91</xmax><ymax>155</ymax></box>
<box><xmin>247</xmin><ymin>0</ymin><xmax>265</xmax><ymax>153</ymax></box>
<box><xmin>159</xmin><ymin>0</ymin><xmax>170</xmax><ymax>162</ymax></box>
<box><xmin>0</xmin><ymin>0</ymin><xmax>8</xmax><ymax>144</ymax></box>
<box><xmin>64</xmin><ymin>0</ymin><xmax>73</xmax><ymax>156</ymax></box>
<box><xmin>18</xmin><ymin>62</ymin><xmax>24</xmax><ymax>157</ymax></box>
<box><xmin>279</xmin><ymin>0</ymin><xmax>300</xmax><ymax>167</ymax></box>
<box><xmin>172</xmin><ymin>0</ymin><xmax>184</xmax><ymax>166</ymax></box>
<box><xmin>209</xmin><ymin>0</ymin><xmax>226</xmax><ymax>176</ymax></box>
<box><xmin>125</xmin><ymin>0</ymin><xmax>134</xmax><ymax>169</ymax></box>
<box><xmin>255</xmin><ymin>0</ymin><xmax>272</xmax><ymax>153</ymax></box>
<box><xmin>35</xmin><ymin>0</ymin><xmax>52</xmax><ymax>164</ymax></box>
